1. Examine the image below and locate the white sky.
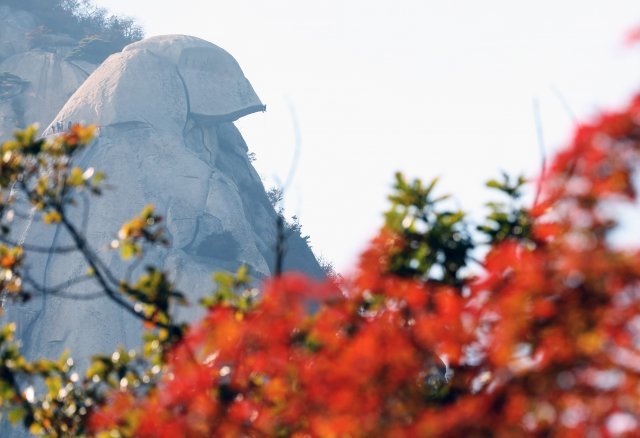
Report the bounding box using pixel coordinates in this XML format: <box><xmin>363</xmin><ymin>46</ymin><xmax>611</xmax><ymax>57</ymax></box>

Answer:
<box><xmin>99</xmin><ymin>0</ymin><xmax>640</xmax><ymax>272</ymax></box>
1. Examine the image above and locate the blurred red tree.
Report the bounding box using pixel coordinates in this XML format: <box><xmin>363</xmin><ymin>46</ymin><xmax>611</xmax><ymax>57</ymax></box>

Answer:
<box><xmin>87</xmin><ymin>90</ymin><xmax>640</xmax><ymax>436</ymax></box>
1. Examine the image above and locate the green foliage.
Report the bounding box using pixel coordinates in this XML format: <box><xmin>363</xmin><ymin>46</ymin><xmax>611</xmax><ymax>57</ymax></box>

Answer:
<box><xmin>384</xmin><ymin>172</ymin><xmax>536</xmax><ymax>285</ymax></box>
<box><xmin>286</xmin><ymin>215</ymin><xmax>311</xmax><ymax>243</ymax></box>
<box><xmin>0</xmin><ymin>323</ymin><xmax>89</xmax><ymax>435</ymax></box>
<box><xmin>0</xmin><ymin>127</ymin><xmax>556</xmax><ymax>435</ymax></box>
<box><xmin>114</xmin><ymin>205</ymin><xmax>168</xmax><ymax>261</ymax></box>
<box><xmin>385</xmin><ymin>172</ymin><xmax>474</xmax><ymax>285</ymax></box>
<box><xmin>266</xmin><ymin>186</ymin><xmax>284</xmax><ymax>208</ymax></box>
<box><xmin>477</xmin><ymin>172</ymin><xmax>534</xmax><ymax>245</ymax></box>
<box><xmin>5</xmin><ymin>0</ymin><xmax>143</xmax><ymax>64</ymax></box>
<box><xmin>120</xmin><ymin>268</ymin><xmax>187</xmax><ymax>333</ymax></box>
<box><xmin>201</xmin><ymin>265</ymin><xmax>257</xmax><ymax>312</ymax></box>
<box><xmin>0</xmin><ymin>126</ymin><xmax>188</xmax><ymax>435</ymax></box>
<box><xmin>66</xmin><ymin>36</ymin><xmax>122</xmax><ymax>63</ymax></box>
<box><xmin>317</xmin><ymin>254</ymin><xmax>338</xmax><ymax>279</ymax></box>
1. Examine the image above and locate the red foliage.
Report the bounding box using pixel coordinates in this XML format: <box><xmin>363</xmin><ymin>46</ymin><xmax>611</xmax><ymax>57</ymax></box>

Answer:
<box><xmin>90</xmin><ymin>92</ymin><xmax>640</xmax><ymax>436</ymax></box>
<box><xmin>624</xmin><ymin>26</ymin><xmax>640</xmax><ymax>47</ymax></box>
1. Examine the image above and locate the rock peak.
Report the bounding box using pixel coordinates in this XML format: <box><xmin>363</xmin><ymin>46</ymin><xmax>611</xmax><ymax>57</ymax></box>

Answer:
<box><xmin>48</xmin><ymin>34</ymin><xmax>265</xmax><ymax>136</ymax></box>
<box><xmin>4</xmin><ymin>35</ymin><xmax>323</xmax><ymax>378</ymax></box>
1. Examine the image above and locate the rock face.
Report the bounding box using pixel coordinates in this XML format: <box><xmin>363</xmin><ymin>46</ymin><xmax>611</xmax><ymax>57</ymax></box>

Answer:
<box><xmin>0</xmin><ymin>50</ymin><xmax>89</xmax><ymax>136</ymax></box>
<box><xmin>0</xmin><ymin>6</ymin><xmax>36</xmax><ymax>61</ymax></box>
<box><xmin>0</xmin><ymin>5</ymin><xmax>97</xmax><ymax>140</ymax></box>
<box><xmin>4</xmin><ymin>35</ymin><xmax>324</xmax><ymax>370</ymax></box>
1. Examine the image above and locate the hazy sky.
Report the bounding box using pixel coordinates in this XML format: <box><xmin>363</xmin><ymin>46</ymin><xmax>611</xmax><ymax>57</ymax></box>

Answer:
<box><xmin>99</xmin><ymin>0</ymin><xmax>640</xmax><ymax>271</ymax></box>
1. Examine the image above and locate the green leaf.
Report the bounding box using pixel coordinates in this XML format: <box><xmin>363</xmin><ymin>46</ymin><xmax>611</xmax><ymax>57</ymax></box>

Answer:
<box><xmin>29</xmin><ymin>423</ymin><xmax>44</xmax><ymax>435</ymax></box>
<box><xmin>44</xmin><ymin>376</ymin><xmax>62</xmax><ymax>395</ymax></box>
<box><xmin>424</xmin><ymin>177</ymin><xmax>439</xmax><ymax>198</ymax></box>
<box><xmin>67</xmin><ymin>167</ymin><xmax>84</xmax><ymax>186</ymax></box>
<box><xmin>93</xmin><ymin>171</ymin><xmax>106</xmax><ymax>184</ymax></box>
<box><xmin>236</xmin><ymin>265</ymin><xmax>249</xmax><ymax>283</ymax></box>
<box><xmin>121</xmin><ymin>243</ymin><xmax>136</xmax><ymax>260</ymax></box>
<box><xmin>7</xmin><ymin>406</ymin><xmax>26</xmax><ymax>425</ymax></box>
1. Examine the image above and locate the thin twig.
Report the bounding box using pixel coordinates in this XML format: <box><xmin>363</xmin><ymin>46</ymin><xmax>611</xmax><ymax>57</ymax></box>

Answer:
<box><xmin>21</xmin><ymin>271</ymin><xmax>95</xmax><ymax>296</ymax></box>
<box><xmin>549</xmin><ymin>84</ymin><xmax>578</xmax><ymax>125</ymax></box>
<box><xmin>269</xmin><ymin>98</ymin><xmax>304</xmax><ymax>276</ymax></box>
<box><xmin>0</xmin><ymin>235</ymin><xmax>77</xmax><ymax>253</ymax></box>
<box><xmin>532</xmin><ymin>98</ymin><xmax>548</xmax><ymax>208</ymax></box>
<box><xmin>58</xmin><ymin>209</ymin><xmax>179</xmax><ymax>334</ymax></box>
<box><xmin>282</xmin><ymin>97</ymin><xmax>302</xmax><ymax>193</ymax></box>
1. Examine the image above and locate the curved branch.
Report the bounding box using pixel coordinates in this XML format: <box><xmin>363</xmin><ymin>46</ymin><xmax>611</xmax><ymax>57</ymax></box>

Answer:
<box><xmin>21</xmin><ymin>272</ymin><xmax>95</xmax><ymax>296</ymax></box>
<box><xmin>58</xmin><ymin>209</ymin><xmax>181</xmax><ymax>335</ymax></box>
<box><xmin>532</xmin><ymin>98</ymin><xmax>547</xmax><ymax>209</ymax></box>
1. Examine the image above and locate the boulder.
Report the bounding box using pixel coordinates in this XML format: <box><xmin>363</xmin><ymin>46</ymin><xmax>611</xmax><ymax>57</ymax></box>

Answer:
<box><xmin>51</xmin><ymin>49</ymin><xmax>188</xmax><ymax>133</ymax></box>
<box><xmin>125</xmin><ymin>35</ymin><xmax>265</xmax><ymax>120</ymax></box>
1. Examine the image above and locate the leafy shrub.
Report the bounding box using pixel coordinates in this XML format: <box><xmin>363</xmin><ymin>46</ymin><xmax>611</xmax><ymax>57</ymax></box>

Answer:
<box><xmin>66</xmin><ymin>36</ymin><xmax>122</xmax><ymax>64</ymax></box>
<box><xmin>5</xmin><ymin>0</ymin><xmax>143</xmax><ymax>62</ymax></box>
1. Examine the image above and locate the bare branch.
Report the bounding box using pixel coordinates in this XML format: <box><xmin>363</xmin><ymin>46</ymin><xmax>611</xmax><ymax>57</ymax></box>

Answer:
<box><xmin>282</xmin><ymin>97</ymin><xmax>302</xmax><ymax>194</ymax></box>
<box><xmin>269</xmin><ymin>98</ymin><xmax>305</xmax><ymax>277</ymax></box>
<box><xmin>21</xmin><ymin>270</ymin><xmax>95</xmax><ymax>296</ymax></box>
<box><xmin>549</xmin><ymin>84</ymin><xmax>578</xmax><ymax>125</ymax></box>
<box><xmin>532</xmin><ymin>97</ymin><xmax>547</xmax><ymax>208</ymax></box>
<box><xmin>58</xmin><ymin>208</ymin><xmax>181</xmax><ymax>335</ymax></box>
<box><xmin>274</xmin><ymin>215</ymin><xmax>285</xmax><ymax>277</ymax></box>
<box><xmin>0</xmin><ymin>235</ymin><xmax>77</xmax><ymax>253</ymax></box>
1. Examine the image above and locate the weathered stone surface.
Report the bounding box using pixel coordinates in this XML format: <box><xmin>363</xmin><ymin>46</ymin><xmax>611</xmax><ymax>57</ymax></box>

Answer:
<box><xmin>51</xmin><ymin>49</ymin><xmax>188</xmax><ymax>133</ymax></box>
<box><xmin>0</xmin><ymin>5</ymin><xmax>36</xmax><ymax>62</ymax></box>
<box><xmin>125</xmin><ymin>35</ymin><xmax>265</xmax><ymax>120</ymax></box>
<box><xmin>0</xmin><ymin>50</ymin><xmax>89</xmax><ymax>138</ymax></box>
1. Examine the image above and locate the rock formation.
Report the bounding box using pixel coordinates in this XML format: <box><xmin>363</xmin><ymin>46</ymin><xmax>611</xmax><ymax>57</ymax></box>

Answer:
<box><xmin>4</xmin><ymin>34</ymin><xmax>324</xmax><ymax>370</ymax></box>
<box><xmin>0</xmin><ymin>6</ymin><xmax>324</xmax><ymax>435</ymax></box>
<box><xmin>0</xmin><ymin>3</ymin><xmax>323</xmax><ymax>372</ymax></box>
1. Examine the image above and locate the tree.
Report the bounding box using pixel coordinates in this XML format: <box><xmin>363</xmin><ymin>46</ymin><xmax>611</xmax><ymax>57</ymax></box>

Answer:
<box><xmin>0</xmin><ymin>126</ymin><xmax>185</xmax><ymax>435</ymax></box>
<box><xmin>1</xmin><ymin>45</ymin><xmax>640</xmax><ymax>438</ymax></box>
<box><xmin>6</xmin><ymin>0</ymin><xmax>143</xmax><ymax>63</ymax></box>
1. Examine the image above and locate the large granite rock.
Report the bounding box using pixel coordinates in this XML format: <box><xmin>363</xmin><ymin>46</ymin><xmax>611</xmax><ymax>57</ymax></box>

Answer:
<box><xmin>52</xmin><ymin>47</ymin><xmax>188</xmax><ymax>132</ymax></box>
<box><xmin>5</xmin><ymin>35</ymin><xmax>324</xmax><ymax>370</ymax></box>
<box><xmin>124</xmin><ymin>35</ymin><xmax>265</xmax><ymax>120</ymax></box>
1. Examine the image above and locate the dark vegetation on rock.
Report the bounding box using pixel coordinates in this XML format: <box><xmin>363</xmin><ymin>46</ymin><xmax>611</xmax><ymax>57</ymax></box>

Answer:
<box><xmin>3</xmin><ymin>0</ymin><xmax>143</xmax><ymax>62</ymax></box>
